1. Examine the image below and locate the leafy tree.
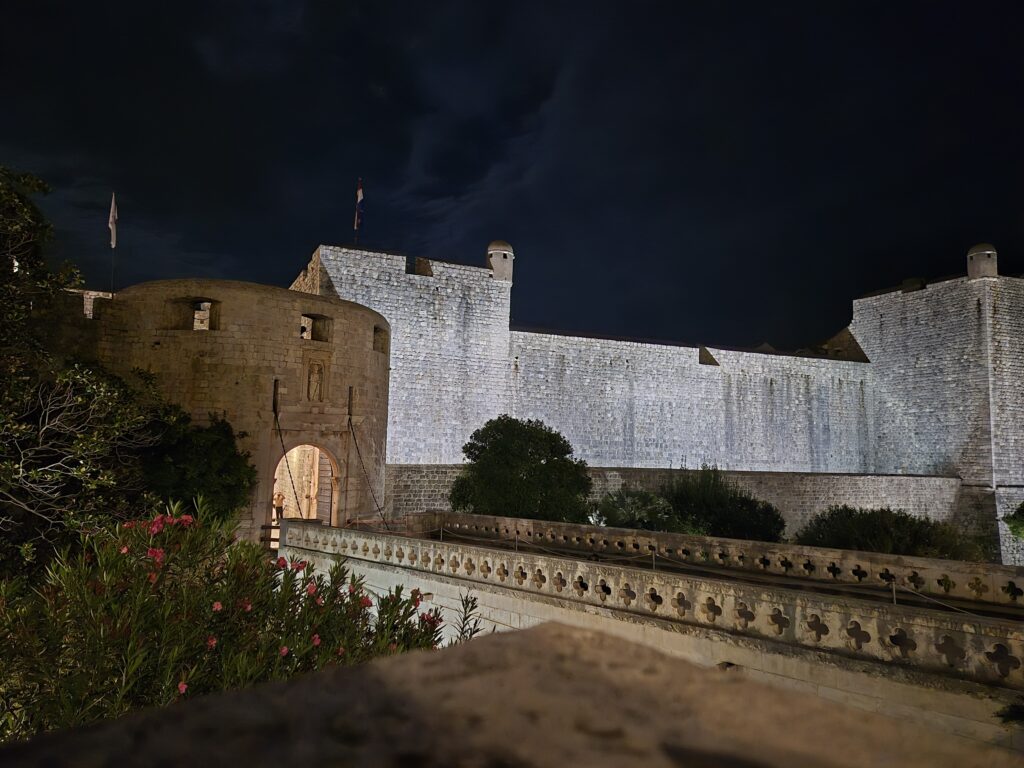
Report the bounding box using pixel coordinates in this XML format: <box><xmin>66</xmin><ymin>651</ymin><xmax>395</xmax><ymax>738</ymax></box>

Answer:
<box><xmin>450</xmin><ymin>415</ymin><xmax>592</xmax><ymax>523</ymax></box>
<box><xmin>0</xmin><ymin>166</ymin><xmax>78</xmax><ymax>375</ymax></box>
<box><xmin>142</xmin><ymin>413</ymin><xmax>257</xmax><ymax>523</ymax></box>
<box><xmin>795</xmin><ymin>505</ymin><xmax>983</xmax><ymax>561</ymax></box>
<box><xmin>594</xmin><ymin>487</ymin><xmax>707</xmax><ymax>535</ymax></box>
<box><xmin>661</xmin><ymin>466</ymin><xmax>785</xmax><ymax>542</ymax></box>
<box><xmin>0</xmin><ymin>501</ymin><xmax>444</xmax><ymax>742</ymax></box>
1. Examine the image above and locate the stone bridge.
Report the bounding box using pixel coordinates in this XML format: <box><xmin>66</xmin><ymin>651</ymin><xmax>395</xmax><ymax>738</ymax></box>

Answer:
<box><xmin>281</xmin><ymin>513</ymin><xmax>1024</xmax><ymax>750</ymax></box>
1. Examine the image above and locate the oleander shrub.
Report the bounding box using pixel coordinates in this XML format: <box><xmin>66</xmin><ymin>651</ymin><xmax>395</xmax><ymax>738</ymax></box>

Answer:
<box><xmin>660</xmin><ymin>466</ymin><xmax>785</xmax><ymax>542</ymax></box>
<box><xmin>0</xmin><ymin>501</ymin><xmax>443</xmax><ymax>743</ymax></box>
<box><xmin>593</xmin><ymin>487</ymin><xmax>707</xmax><ymax>535</ymax></box>
<box><xmin>794</xmin><ymin>505</ymin><xmax>983</xmax><ymax>560</ymax></box>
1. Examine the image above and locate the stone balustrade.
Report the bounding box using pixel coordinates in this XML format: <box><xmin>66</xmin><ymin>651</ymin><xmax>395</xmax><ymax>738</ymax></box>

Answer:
<box><xmin>438</xmin><ymin>512</ymin><xmax>1024</xmax><ymax>610</ymax></box>
<box><xmin>283</xmin><ymin>519</ymin><xmax>1024</xmax><ymax>692</ymax></box>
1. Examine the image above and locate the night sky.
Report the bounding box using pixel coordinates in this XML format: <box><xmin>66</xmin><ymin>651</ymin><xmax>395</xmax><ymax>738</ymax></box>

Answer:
<box><xmin>4</xmin><ymin>2</ymin><xmax>1024</xmax><ymax>349</ymax></box>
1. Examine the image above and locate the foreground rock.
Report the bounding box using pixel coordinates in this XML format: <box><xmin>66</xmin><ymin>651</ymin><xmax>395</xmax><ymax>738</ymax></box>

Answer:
<box><xmin>3</xmin><ymin>623</ymin><xmax>1020</xmax><ymax>767</ymax></box>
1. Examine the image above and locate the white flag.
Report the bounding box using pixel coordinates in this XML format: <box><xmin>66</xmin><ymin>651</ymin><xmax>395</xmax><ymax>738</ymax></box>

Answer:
<box><xmin>108</xmin><ymin>193</ymin><xmax>118</xmax><ymax>249</ymax></box>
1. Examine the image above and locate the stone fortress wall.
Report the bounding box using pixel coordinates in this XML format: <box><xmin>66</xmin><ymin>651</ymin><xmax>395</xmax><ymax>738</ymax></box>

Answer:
<box><xmin>293</xmin><ymin>242</ymin><xmax>1024</xmax><ymax>562</ymax></box>
<box><xmin>66</xmin><ymin>279</ymin><xmax>392</xmax><ymax>539</ymax></box>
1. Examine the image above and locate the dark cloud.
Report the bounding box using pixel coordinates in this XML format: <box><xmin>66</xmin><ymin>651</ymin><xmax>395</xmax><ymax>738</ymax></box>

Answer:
<box><xmin>3</xmin><ymin>1</ymin><xmax>1024</xmax><ymax>348</ymax></box>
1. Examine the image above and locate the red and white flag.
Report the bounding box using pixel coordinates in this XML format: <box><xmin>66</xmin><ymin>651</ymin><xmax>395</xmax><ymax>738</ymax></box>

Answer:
<box><xmin>108</xmin><ymin>193</ymin><xmax>118</xmax><ymax>249</ymax></box>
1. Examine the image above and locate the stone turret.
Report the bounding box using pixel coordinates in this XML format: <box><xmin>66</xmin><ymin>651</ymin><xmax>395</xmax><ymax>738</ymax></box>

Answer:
<box><xmin>487</xmin><ymin>240</ymin><xmax>515</xmax><ymax>282</ymax></box>
<box><xmin>967</xmin><ymin>243</ymin><xmax>998</xmax><ymax>279</ymax></box>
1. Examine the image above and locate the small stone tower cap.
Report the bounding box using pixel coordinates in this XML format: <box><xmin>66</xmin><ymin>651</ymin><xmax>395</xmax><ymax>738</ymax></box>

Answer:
<box><xmin>487</xmin><ymin>240</ymin><xmax>514</xmax><ymax>282</ymax></box>
<box><xmin>967</xmin><ymin>242</ymin><xmax>998</xmax><ymax>279</ymax></box>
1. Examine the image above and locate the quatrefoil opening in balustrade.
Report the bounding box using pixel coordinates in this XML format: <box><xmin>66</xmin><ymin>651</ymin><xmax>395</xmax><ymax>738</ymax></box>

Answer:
<box><xmin>768</xmin><ymin>608</ymin><xmax>790</xmax><ymax>635</ymax></box>
<box><xmin>985</xmin><ymin>643</ymin><xmax>1022</xmax><ymax>678</ymax></box>
<box><xmin>383</xmin><ymin>546</ymin><xmax>392</xmax><ymax>561</ymax></box>
<box><xmin>596</xmin><ymin>579</ymin><xmax>612</xmax><ymax>602</ymax></box>
<box><xmin>734</xmin><ymin>601</ymin><xmax>755</xmax><ymax>629</ymax></box>
<box><xmin>702</xmin><ymin>597</ymin><xmax>722</xmax><ymax>623</ymax></box>
<box><xmin>935</xmin><ymin>635</ymin><xmax>966</xmax><ymax>667</ymax></box>
<box><xmin>878</xmin><ymin>569</ymin><xmax>895</xmax><ymax>585</ymax></box>
<box><xmin>801</xmin><ymin>560</ymin><xmax>815</xmax><ymax>575</ymax></box>
<box><xmin>371</xmin><ymin>544</ymin><xmax>381</xmax><ymax>557</ymax></box>
<box><xmin>514</xmin><ymin>566</ymin><xmax>528</xmax><ymax>586</ymax></box>
<box><xmin>905</xmin><ymin>571</ymin><xmax>924</xmax><ymax>590</ymax></box>
<box><xmin>826</xmin><ymin>562</ymin><xmax>841</xmax><ymax>579</ymax></box>
<box><xmin>463</xmin><ymin>558</ymin><xmax>476</xmax><ymax>576</ymax></box>
<box><xmin>671</xmin><ymin>592</ymin><xmax>691</xmax><ymax>616</ymax></box>
<box><xmin>496</xmin><ymin>563</ymin><xmax>509</xmax><ymax>583</ymax></box>
<box><xmin>433</xmin><ymin>554</ymin><xmax>444</xmax><ymax>570</ymax></box>
<box><xmin>645</xmin><ymin>588</ymin><xmax>663</xmax><ymax>612</ymax></box>
<box><xmin>570</xmin><ymin>576</ymin><xmax>589</xmax><ymax>596</ymax></box>
<box><xmin>887</xmin><ymin>628</ymin><xmax>917</xmax><ymax>659</ymax></box>
<box><xmin>395</xmin><ymin>547</ymin><xmax>405</xmax><ymax>562</ymax></box>
<box><xmin>408</xmin><ymin>550</ymin><xmax>418</xmax><ymax>565</ymax></box>
<box><xmin>851</xmin><ymin>565</ymin><xmax>868</xmax><ymax>582</ymax></box>
<box><xmin>805</xmin><ymin>614</ymin><xmax>829</xmax><ymax>642</ymax></box>
<box><xmin>448</xmin><ymin>556</ymin><xmax>459</xmax><ymax>573</ymax></box>
<box><xmin>967</xmin><ymin>576</ymin><xmax>989</xmax><ymax>599</ymax></box>
<box><xmin>479</xmin><ymin>560</ymin><xmax>492</xmax><ymax>578</ymax></box>
<box><xmin>846</xmin><ymin>620</ymin><xmax>871</xmax><ymax>650</ymax></box>
<box><xmin>551</xmin><ymin>572</ymin><xmax>568</xmax><ymax>593</ymax></box>
<box><xmin>757</xmin><ymin>555</ymin><xmax>771</xmax><ymax>570</ymax></box>
<box><xmin>777</xmin><ymin>557</ymin><xmax>794</xmax><ymax>574</ymax></box>
<box><xmin>618</xmin><ymin>583</ymin><xmax>637</xmax><ymax>606</ymax></box>
<box><xmin>936</xmin><ymin>574</ymin><xmax>955</xmax><ymax>594</ymax></box>
<box><xmin>1003</xmin><ymin>581</ymin><xmax>1024</xmax><ymax>602</ymax></box>
<box><xmin>532</xmin><ymin>569</ymin><xmax>547</xmax><ymax>589</ymax></box>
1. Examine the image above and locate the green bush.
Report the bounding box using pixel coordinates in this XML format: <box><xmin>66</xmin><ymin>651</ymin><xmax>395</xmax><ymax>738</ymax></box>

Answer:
<box><xmin>660</xmin><ymin>466</ymin><xmax>785</xmax><ymax>542</ymax></box>
<box><xmin>594</xmin><ymin>487</ymin><xmax>707</xmax><ymax>535</ymax></box>
<box><xmin>794</xmin><ymin>505</ymin><xmax>983</xmax><ymax>560</ymax></box>
<box><xmin>1004</xmin><ymin>501</ymin><xmax>1024</xmax><ymax>541</ymax></box>
<box><xmin>450</xmin><ymin>415</ymin><xmax>592</xmax><ymax>523</ymax></box>
<box><xmin>0</xmin><ymin>502</ymin><xmax>443</xmax><ymax>742</ymax></box>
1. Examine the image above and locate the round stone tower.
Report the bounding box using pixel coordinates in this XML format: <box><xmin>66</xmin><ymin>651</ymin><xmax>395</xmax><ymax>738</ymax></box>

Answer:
<box><xmin>487</xmin><ymin>240</ymin><xmax>515</xmax><ymax>282</ymax></box>
<box><xmin>967</xmin><ymin>242</ymin><xmax>998</xmax><ymax>279</ymax></box>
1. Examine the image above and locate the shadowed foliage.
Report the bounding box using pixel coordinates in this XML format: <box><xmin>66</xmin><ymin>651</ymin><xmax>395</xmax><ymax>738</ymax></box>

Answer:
<box><xmin>450</xmin><ymin>415</ymin><xmax>591</xmax><ymax>523</ymax></box>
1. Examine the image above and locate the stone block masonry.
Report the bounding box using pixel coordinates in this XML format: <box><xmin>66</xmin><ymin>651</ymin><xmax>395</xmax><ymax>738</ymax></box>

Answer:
<box><xmin>295</xmin><ymin>243</ymin><xmax>1024</xmax><ymax>562</ymax></box>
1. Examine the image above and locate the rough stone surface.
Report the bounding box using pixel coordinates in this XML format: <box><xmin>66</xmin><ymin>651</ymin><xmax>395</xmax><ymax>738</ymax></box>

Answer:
<box><xmin>4</xmin><ymin>623</ymin><xmax>1021</xmax><ymax>767</ymax></box>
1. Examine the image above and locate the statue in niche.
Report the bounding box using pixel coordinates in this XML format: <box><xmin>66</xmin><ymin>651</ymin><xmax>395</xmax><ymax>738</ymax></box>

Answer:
<box><xmin>307</xmin><ymin>361</ymin><xmax>324</xmax><ymax>402</ymax></box>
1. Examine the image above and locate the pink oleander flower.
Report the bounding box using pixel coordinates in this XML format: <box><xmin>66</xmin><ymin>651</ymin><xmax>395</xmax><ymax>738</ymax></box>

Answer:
<box><xmin>312</xmin><ymin>634</ymin><xmax>321</xmax><ymax>647</ymax></box>
<box><xmin>148</xmin><ymin>572</ymin><xmax>158</xmax><ymax>584</ymax></box>
<box><xmin>123</xmin><ymin>521</ymin><xmax>136</xmax><ymax>530</ymax></box>
<box><xmin>276</xmin><ymin>556</ymin><xmax>288</xmax><ymax>570</ymax></box>
<box><xmin>241</xmin><ymin>598</ymin><xmax>252</xmax><ymax>612</ymax></box>
<box><xmin>347</xmin><ymin>584</ymin><xmax>356</xmax><ymax>594</ymax></box>
<box><xmin>146</xmin><ymin>547</ymin><xmax>165</xmax><ymax>567</ymax></box>
<box><xmin>178</xmin><ymin>514</ymin><xmax>194</xmax><ymax>527</ymax></box>
<box><xmin>360</xmin><ymin>595</ymin><xmax>372</xmax><ymax>608</ymax></box>
<box><xmin>279</xmin><ymin>646</ymin><xmax>289</xmax><ymax>657</ymax></box>
<box><xmin>212</xmin><ymin>601</ymin><xmax>223</xmax><ymax>612</ymax></box>
<box><xmin>148</xmin><ymin>517</ymin><xmax>165</xmax><ymax>536</ymax></box>
<box><xmin>292</xmin><ymin>560</ymin><xmax>307</xmax><ymax>572</ymax></box>
<box><xmin>306</xmin><ymin>582</ymin><xmax>317</xmax><ymax>596</ymax></box>
<box><xmin>119</xmin><ymin>545</ymin><xmax>129</xmax><ymax>555</ymax></box>
<box><xmin>178</xmin><ymin>681</ymin><xmax>188</xmax><ymax>695</ymax></box>
<box><xmin>207</xmin><ymin>635</ymin><xmax>217</xmax><ymax>650</ymax></box>
<box><xmin>315</xmin><ymin>595</ymin><xmax>324</xmax><ymax>606</ymax></box>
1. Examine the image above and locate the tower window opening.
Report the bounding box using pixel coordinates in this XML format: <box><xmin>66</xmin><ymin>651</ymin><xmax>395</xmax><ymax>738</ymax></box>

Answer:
<box><xmin>193</xmin><ymin>301</ymin><xmax>212</xmax><ymax>331</ymax></box>
<box><xmin>373</xmin><ymin>325</ymin><xmax>389</xmax><ymax>354</ymax></box>
<box><xmin>301</xmin><ymin>314</ymin><xmax>331</xmax><ymax>342</ymax></box>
